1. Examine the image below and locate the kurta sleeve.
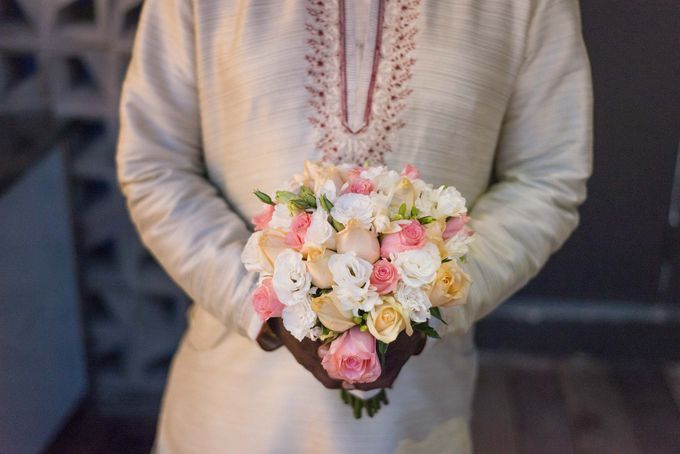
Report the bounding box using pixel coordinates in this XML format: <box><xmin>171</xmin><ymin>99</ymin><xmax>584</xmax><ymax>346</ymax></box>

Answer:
<box><xmin>116</xmin><ymin>0</ymin><xmax>262</xmax><ymax>340</ymax></box>
<box><xmin>439</xmin><ymin>0</ymin><xmax>593</xmax><ymax>336</ymax></box>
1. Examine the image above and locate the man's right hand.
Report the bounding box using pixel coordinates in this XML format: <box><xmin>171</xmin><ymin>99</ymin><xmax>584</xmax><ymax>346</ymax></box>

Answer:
<box><xmin>267</xmin><ymin>318</ymin><xmax>343</xmax><ymax>389</ymax></box>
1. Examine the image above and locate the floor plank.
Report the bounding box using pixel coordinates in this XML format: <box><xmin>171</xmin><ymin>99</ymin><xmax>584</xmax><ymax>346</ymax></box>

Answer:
<box><xmin>559</xmin><ymin>357</ymin><xmax>641</xmax><ymax>454</ymax></box>
<box><xmin>472</xmin><ymin>363</ymin><xmax>519</xmax><ymax>454</ymax></box>
<box><xmin>507</xmin><ymin>366</ymin><xmax>575</xmax><ymax>454</ymax></box>
<box><xmin>614</xmin><ymin>364</ymin><xmax>680</xmax><ymax>454</ymax></box>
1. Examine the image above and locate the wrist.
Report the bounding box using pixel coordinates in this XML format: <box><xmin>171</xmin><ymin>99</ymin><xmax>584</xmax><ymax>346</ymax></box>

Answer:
<box><xmin>256</xmin><ymin>318</ymin><xmax>283</xmax><ymax>351</ymax></box>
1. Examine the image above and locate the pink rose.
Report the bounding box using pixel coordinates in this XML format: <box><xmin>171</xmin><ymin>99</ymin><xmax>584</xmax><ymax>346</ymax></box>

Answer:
<box><xmin>370</xmin><ymin>259</ymin><xmax>400</xmax><ymax>295</ymax></box>
<box><xmin>345</xmin><ymin>178</ymin><xmax>374</xmax><ymax>195</ymax></box>
<box><xmin>251</xmin><ymin>204</ymin><xmax>275</xmax><ymax>231</ymax></box>
<box><xmin>401</xmin><ymin>164</ymin><xmax>420</xmax><ymax>180</ymax></box>
<box><xmin>284</xmin><ymin>212</ymin><xmax>312</xmax><ymax>250</ymax></box>
<box><xmin>380</xmin><ymin>220</ymin><xmax>426</xmax><ymax>258</ymax></box>
<box><xmin>320</xmin><ymin>327</ymin><xmax>382</xmax><ymax>384</ymax></box>
<box><xmin>346</xmin><ymin>166</ymin><xmax>363</xmax><ymax>180</ymax></box>
<box><xmin>443</xmin><ymin>214</ymin><xmax>473</xmax><ymax>240</ymax></box>
<box><xmin>251</xmin><ymin>278</ymin><xmax>285</xmax><ymax>321</ymax></box>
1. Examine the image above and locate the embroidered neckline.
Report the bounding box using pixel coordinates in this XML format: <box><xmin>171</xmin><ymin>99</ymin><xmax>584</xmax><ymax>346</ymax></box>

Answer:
<box><xmin>305</xmin><ymin>0</ymin><xmax>422</xmax><ymax>166</ymax></box>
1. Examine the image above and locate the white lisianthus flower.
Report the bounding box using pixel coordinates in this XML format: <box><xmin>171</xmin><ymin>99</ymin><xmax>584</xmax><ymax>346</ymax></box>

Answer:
<box><xmin>328</xmin><ymin>252</ymin><xmax>379</xmax><ymax>314</ymax></box>
<box><xmin>360</xmin><ymin>165</ymin><xmax>387</xmax><ymax>181</ymax></box>
<box><xmin>433</xmin><ymin>186</ymin><xmax>467</xmax><ymax>219</ymax></box>
<box><xmin>282</xmin><ymin>300</ymin><xmax>317</xmax><ymax>341</ymax></box>
<box><xmin>395</xmin><ymin>283</ymin><xmax>432</xmax><ymax>323</ymax></box>
<box><xmin>272</xmin><ymin>250</ymin><xmax>312</xmax><ymax>306</ymax></box>
<box><xmin>373</xmin><ymin>170</ymin><xmax>402</xmax><ymax>197</ymax></box>
<box><xmin>318</xmin><ymin>179</ymin><xmax>338</xmax><ymax>203</ymax></box>
<box><xmin>269</xmin><ymin>203</ymin><xmax>293</xmax><ymax>230</ymax></box>
<box><xmin>392</xmin><ymin>242</ymin><xmax>441</xmax><ymax>287</ymax></box>
<box><xmin>444</xmin><ymin>233</ymin><xmax>475</xmax><ymax>258</ymax></box>
<box><xmin>369</xmin><ymin>192</ymin><xmax>393</xmax><ymax>233</ymax></box>
<box><xmin>334</xmin><ymin>284</ymin><xmax>381</xmax><ymax>315</ymax></box>
<box><xmin>331</xmin><ymin>193</ymin><xmax>374</xmax><ymax>229</ymax></box>
<box><xmin>241</xmin><ymin>231</ymin><xmax>268</xmax><ymax>273</ymax></box>
<box><xmin>328</xmin><ymin>251</ymin><xmax>373</xmax><ymax>289</ymax></box>
<box><xmin>414</xmin><ymin>184</ymin><xmax>436</xmax><ymax>217</ymax></box>
<box><xmin>305</xmin><ymin>208</ymin><xmax>336</xmax><ymax>249</ymax></box>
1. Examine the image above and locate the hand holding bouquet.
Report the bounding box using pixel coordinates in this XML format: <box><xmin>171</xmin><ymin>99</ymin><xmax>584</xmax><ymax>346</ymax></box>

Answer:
<box><xmin>241</xmin><ymin>161</ymin><xmax>473</xmax><ymax>417</ymax></box>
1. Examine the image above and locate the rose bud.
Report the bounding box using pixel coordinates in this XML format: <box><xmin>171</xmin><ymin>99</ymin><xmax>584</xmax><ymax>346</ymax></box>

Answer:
<box><xmin>442</xmin><ymin>214</ymin><xmax>473</xmax><ymax>240</ymax></box>
<box><xmin>336</xmin><ymin>220</ymin><xmax>381</xmax><ymax>263</ymax></box>
<box><xmin>305</xmin><ymin>248</ymin><xmax>335</xmax><ymax>289</ymax></box>
<box><xmin>251</xmin><ymin>204</ymin><xmax>275</xmax><ymax>231</ymax></box>
<box><xmin>311</xmin><ymin>292</ymin><xmax>355</xmax><ymax>333</ymax></box>
<box><xmin>400</xmin><ymin>164</ymin><xmax>420</xmax><ymax>180</ymax></box>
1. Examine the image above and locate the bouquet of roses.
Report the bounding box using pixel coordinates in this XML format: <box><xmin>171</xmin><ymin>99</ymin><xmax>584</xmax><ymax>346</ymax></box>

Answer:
<box><xmin>241</xmin><ymin>161</ymin><xmax>473</xmax><ymax>417</ymax></box>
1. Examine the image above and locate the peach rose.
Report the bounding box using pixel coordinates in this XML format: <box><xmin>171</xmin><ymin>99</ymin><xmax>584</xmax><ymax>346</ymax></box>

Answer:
<box><xmin>284</xmin><ymin>212</ymin><xmax>312</xmax><ymax>250</ymax></box>
<box><xmin>320</xmin><ymin>327</ymin><xmax>382</xmax><ymax>384</ymax></box>
<box><xmin>370</xmin><ymin>259</ymin><xmax>400</xmax><ymax>295</ymax></box>
<box><xmin>428</xmin><ymin>261</ymin><xmax>472</xmax><ymax>307</ymax></box>
<box><xmin>367</xmin><ymin>296</ymin><xmax>412</xmax><ymax>343</ymax></box>
<box><xmin>442</xmin><ymin>214</ymin><xmax>473</xmax><ymax>240</ymax></box>
<box><xmin>251</xmin><ymin>204</ymin><xmax>275</xmax><ymax>231</ymax></box>
<box><xmin>251</xmin><ymin>278</ymin><xmax>285</xmax><ymax>321</ymax></box>
<box><xmin>311</xmin><ymin>292</ymin><xmax>355</xmax><ymax>333</ymax></box>
<box><xmin>336</xmin><ymin>220</ymin><xmax>381</xmax><ymax>263</ymax></box>
<box><xmin>380</xmin><ymin>220</ymin><xmax>426</xmax><ymax>258</ymax></box>
<box><xmin>305</xmin><ymin>248</ymin><xmax>335</xmax><ymax>289</ymax></box>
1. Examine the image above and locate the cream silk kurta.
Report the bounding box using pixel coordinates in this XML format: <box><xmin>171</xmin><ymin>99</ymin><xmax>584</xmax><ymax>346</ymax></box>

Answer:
<box><xmin>116</xmin><ymin>0</ymin><xmax>593</xmax><ymax>452</ymax></box>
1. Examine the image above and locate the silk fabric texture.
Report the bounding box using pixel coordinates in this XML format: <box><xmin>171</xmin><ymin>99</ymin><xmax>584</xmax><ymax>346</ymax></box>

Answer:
<box><xmin>116</xmin><ymin>0</ymin><xmax>593</xmax><ymax>452</ymax></box>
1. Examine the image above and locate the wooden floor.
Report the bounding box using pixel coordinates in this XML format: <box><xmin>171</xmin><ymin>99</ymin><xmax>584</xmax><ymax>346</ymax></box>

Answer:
<box><xmin>47</xmin><ymin>354</ymin><xmax>680</xmax><ymax>453</ymax></box>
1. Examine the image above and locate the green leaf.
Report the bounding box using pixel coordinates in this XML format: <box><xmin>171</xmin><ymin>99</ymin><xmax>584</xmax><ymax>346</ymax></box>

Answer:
<box><xmin>414</xmin><ymin>323</ymin><xmax>441</xmax><ymax>339</ymax></box>
<box><xmin>299</xmin><ymin>186</ymin><xmax>317</xmax><ymax>208</ymax></box>
<box><xmin>418</xmin><ymin>216</ymin><xmax>435</xmax><ymax>225</ymax></box>
<box><xmin>329</xmin><ymin>216</ymin><xmax>345</xmax><ymax>232</ymax></box>
<box><xmin>410</xmin><ymin>205</ymin><xmax>419</xmax><ymax>218</ymax></box>
<box><xmin>377</xmin><ymin>340</ymin><xmax>388</xmax><ymax>368</ymax></box>
<box><xmin>253</xmin><ymin>190</ymin><xmax>274</xmax><ymax>205</ymax></box>
<box><xmin>430</xmin><ymin>307</ymin><xmax>448</xmax><ymax>325</ymax></box>
<box><xmin>275</xmin><ymin>190</ymin><xmax>298</xmax><ymax>204</ymax></box>
<box><xmin>319</xmin><ymin>194</ymin><xmax>334</xmax><ymax>212</ymax></box>
<box><xmin>441</xmin><ymin>257</ymin><xmax>452</xmax><ymax>263</ymax></box>
<box><xmin>398</xmin><ymin>202</ymin><xmax>407</xmax><ymax>217</ymax></box>
<box><xmin>460</xmin><ymin>255</ymin><xmax>467</xmax><ymax>263</ymax></box>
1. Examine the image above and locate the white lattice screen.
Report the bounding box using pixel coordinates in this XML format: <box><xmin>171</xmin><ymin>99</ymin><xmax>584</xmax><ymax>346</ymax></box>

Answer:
<box><xmin>1</xmin><ymin>0</ymin><xmax>189</xmax><ymax>415</ymax></box>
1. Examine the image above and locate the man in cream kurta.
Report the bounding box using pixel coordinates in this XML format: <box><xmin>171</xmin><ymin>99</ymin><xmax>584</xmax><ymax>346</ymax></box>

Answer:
<box><xmin>116</xmin><ymin>0</ymin><xmax>593</xmax><ymax>452</ymax></box>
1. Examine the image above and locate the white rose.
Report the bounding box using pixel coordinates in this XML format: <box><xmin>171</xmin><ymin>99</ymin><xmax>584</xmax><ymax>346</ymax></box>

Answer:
<box><xmin>328</xmin><ymin>252</ymin><xmax>379</xmax><ymax>314</ymax></box>
<box><xmin>269</xmin><ymin>203</ymin><xmax>293</xmax><ymax>230</ymax></box>
<box><xmin>331</xmin><ymin>193</ymin><xmax>374</xmax><ymax>229</ymax></box>
<box><xmin>272</xmin><ymin>250</ymin><xmax>312</xmax><ymax>306</ymax></box>
<box><xmin>395</xmin><ymin>283</ymin><xmax>432</xmax><ymax>323</ymax></box>
<box><xmin>392</xmin><ymin>242</ymin><xmax>441</xmax><ymax>288</ymax></box>
<box><xmin>241</xmin><ymin>231</ymin><xmax>268</xmax><ymax>273</ymax></box>
<box><xmin>282</xmin><ymin>300</ymin><xmax>317</xmax><ymax>341</ymax></box>
<box><xmin>304</xmin><ymin>208</ymin><xmax>336</xmax><ymax>250</ymax></box>
<box><xmin>444</xmin><ymin>233</ymin><xmax>474</xmax><ymax>259</ymax></box>
<box><xmin>433</xmin><ymin>186</ymin><xmax>467</xmax><ymax>219</ymax></box>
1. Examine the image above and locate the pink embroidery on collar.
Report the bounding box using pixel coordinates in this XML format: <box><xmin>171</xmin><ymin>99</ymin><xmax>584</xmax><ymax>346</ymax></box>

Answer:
<box><xmin>305</xmin><ymin>0</ymin><xmax>422</xmax><ymax>166</ymax></box>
